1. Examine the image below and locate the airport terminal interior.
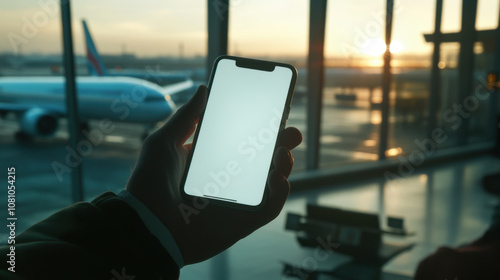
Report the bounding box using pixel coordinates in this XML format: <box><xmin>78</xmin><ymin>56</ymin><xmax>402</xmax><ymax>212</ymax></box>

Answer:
<box><xmin>1</xmin><ymin>0</ymin><xmax>500</xmax><ymax>279</ymax></box>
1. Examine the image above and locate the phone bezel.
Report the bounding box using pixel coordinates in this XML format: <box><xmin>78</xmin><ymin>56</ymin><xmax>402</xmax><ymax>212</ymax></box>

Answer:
<box><xmin>180</xmin><ymin>55</ymin><xmax>297</xmax><ymax>211</ymax></box>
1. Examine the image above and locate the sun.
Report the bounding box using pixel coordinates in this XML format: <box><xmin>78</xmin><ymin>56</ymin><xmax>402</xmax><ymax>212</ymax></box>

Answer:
<box><xmin>390</xmin><ymin>41</ymin><xmax>403</xmax><ymax>53</ymax></box>
<box><xmin>362</xmin><ymin>38</ymin><xmax>403</xmax><ymax>56</ymax></box>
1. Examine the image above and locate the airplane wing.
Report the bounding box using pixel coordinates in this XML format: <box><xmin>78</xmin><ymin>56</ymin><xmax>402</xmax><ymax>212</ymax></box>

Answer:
<box><xmin>161</xmin><ymin>79</ymin><xmax>199</xmax><ymax>105</ymax></box>
<box><xmin>160</xmin><ymin>79</ymin><xmax>195</xmax><ymax>96</ymax></box>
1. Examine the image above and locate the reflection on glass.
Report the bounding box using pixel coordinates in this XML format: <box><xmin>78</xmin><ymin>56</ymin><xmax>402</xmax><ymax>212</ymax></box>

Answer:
<box><xmin>370</xmin><ymin>110</ymin><xmax>382</xmax><ymax>125</ymax></box>
<box><xmin>385</xmin><ymin>147</ymin><xmax>403</xmax><ymax>158</ymax></box>
<box><xmin>364</xmin><ymin>139</ymin><xmax>377</xmax><ymax>147</ymax></box>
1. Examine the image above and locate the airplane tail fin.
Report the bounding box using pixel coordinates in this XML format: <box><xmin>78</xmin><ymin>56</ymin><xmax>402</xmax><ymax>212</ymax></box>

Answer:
<box><xmin>82</xmin><ymin>19</ymin><xmax>106</xmax><ymax>76</ymax></box>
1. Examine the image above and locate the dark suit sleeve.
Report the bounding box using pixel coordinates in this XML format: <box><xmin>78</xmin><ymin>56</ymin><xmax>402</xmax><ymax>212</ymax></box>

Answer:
<box><xmin>0</xmin><ymin>191</ymin><xmax>180</xmax><ymax>280</ymax></box>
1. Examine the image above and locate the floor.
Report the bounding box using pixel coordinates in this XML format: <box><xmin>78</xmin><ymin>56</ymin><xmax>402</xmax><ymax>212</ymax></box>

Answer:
<box><xmin>179</xmin><ymin>155</ymin><xmax>500</xmax><ymax>279</ymax></box>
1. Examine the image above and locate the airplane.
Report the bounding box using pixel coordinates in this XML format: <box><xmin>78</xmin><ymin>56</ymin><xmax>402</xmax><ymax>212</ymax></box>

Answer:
<box><xmin>0</xmin><ymin>76</ymin><xmax>177</xmax><ymax>140</ymax></box>
<box><xmin>82</xmin><ymin>19</ymin><xmax>197</xmax><ymax>104</ymax></box>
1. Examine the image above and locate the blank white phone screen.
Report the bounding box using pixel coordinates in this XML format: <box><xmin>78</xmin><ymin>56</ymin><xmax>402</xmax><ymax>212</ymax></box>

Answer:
<box><xmin>184</xmin><ymin>58</ymin><xmax>293</xmax><ymax>206</ymax></box>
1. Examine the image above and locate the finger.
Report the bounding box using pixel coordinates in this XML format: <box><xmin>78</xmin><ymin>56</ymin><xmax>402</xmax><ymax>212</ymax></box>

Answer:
<box><xmin>273</xmin><ymin>146</ymin><xmax>293</xmax><ymax>178</ymax></box>
<box><xmin>277</xmin><ymin>127</ymin><xmax>302</xmax><ymax>150</ymax></box>
<box><xmin>258</xmin><ymin>169</ymin><xmax>290</xmax><ymax>225</ymax></box>
<box><xmin>161</xmin><ymin>85</ymin><xmax>208</xmax><ymax>144</ymax></box>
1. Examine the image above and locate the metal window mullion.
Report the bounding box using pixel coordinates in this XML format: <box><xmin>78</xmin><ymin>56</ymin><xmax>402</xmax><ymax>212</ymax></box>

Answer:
<box><xmin>428</xmin><ymin>0</ymin><xmax>443</xmax><ymax>139</ymax></box>
<box><xmin>306</xmin><ymin>0</ymin><xmax>328</xmax><ymax>170</ymax></box>
<box><xmin>456</xmin><ymin>0</ymin><xmax>478</xmax><ymax>145</ymax></box>
<box><xmin>60</xmin><ymin>0</ymin><xmax>83</xmax><ymax>203</ymax></box>
<box><xmin>378</xmin><ymin>0</ymin><xmax>394</xmax><ymax>160</ymax></box>
<box><xmin>207</xmin><ymin>0</ymin><xmax>229</xmax><ymax>81</ymax></box>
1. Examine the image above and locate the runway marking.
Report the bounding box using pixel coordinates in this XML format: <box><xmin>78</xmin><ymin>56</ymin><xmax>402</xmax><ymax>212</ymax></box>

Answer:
<box><xmin>293</xmin><ymin>145</ymin><xmax>377</xmax><ymax>161</ymax></box>
<box><xmin>320</xmin><ymin>135</ymin><xmax>342</xmax><ymax>144</ymax></box>
<box><xmin>322</xmin><ymin>149</ymin><xmax>378</xmax><ymax>161</ymax></box>
<box><xmin>104</xmin><ymin>135</ymin><xmax>126</xmax><ymax>143</ymax></box>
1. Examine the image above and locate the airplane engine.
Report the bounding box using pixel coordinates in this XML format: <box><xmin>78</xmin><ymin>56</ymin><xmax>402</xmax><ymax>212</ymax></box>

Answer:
<box><xmin>20</xmin><ymin>108</ymin><xmax>58</xmax><ymax>136</ymax></box>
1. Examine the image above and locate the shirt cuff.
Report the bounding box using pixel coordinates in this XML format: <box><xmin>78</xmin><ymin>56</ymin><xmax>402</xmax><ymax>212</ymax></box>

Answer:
<box><xmin>117</xmin><ymin>189</ymin><xmax>184</xmax><ymax>268</ymax></box>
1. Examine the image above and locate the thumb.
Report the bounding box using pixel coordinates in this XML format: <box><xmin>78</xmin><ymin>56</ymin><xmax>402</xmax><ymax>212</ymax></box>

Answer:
<box><xmin>162</xmin><ymin>85</ymin><xmax>208</xmax><ymax>144</ymax></box>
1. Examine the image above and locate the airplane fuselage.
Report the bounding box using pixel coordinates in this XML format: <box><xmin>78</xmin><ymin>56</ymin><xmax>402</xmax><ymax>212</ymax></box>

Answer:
<box><xmin>0</xmin><ymin>76</ymin><xmax>176</xmax><ymax>123</ymax></box>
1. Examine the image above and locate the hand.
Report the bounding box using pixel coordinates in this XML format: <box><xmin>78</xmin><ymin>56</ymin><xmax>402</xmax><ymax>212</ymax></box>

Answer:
<box><xmin>126</xmin><ymin>85</ymin><xmax>302</xmax><ymax>265</ymax></box>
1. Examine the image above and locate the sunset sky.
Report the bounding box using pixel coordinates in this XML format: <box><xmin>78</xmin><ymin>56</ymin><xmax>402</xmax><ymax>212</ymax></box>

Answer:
<box><xmin>0</xmin><ymin>0</ymin><xmax>499</xmax><ymax>58</ymax></box>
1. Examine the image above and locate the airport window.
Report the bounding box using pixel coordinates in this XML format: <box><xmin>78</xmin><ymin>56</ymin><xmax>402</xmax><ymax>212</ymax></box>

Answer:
<box><xmin>0</xmin><ymin>0</ymin><xmax>207</xmax><ymax>230</ymax></box>
<box><xmin>385</xmin><ymin>0</ymin><xmax>434</xmax><ymax>159</ymax></box>
<box><xmin>469</xmin><ymin>0</ymin><xmax>500</xmax><ymax>143</ymax></box>
<box><xmin>477</xmin><ymin>0</ymin><xmax>500</xmax><ymax>30</ymax></box>
<box><xmin>0</xmin><ymin>0</ymin><xmax>72</xmax><ymax>219</ymax></box>
<box><xmin>441</xmin><ymin>0</ymin><xmax>462</xmax><ymax>33</ymax></box>
<box><xmin>2</xmin><ymin>0</ymin><xmax>499</xmax><ymax>197</ymax></box>
<box><xmin>320</xmin><ymin>0</ymin><xmax>387</xmax><ymax>167</ymax></box>
<box><xmin>71</xmin><ymin>1</ymin><xmax>207</xmax><ymax>79</ymax></box>
<box><xmin>2</xmin><ymin>0</ymin><xmax>499</xmax><ymax>189</ymax></box>
<box><xmin>437</xmin><ymin>42</ymin><xmax>462</xmax><ymax>148</ymax></box>
<box><xmin>228</xmin><ymin>0</ymin><xmax>309</xmax><ymax>170</ymax></box>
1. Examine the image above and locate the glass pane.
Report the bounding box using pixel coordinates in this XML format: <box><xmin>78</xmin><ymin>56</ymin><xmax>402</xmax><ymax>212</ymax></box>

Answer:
<box><xmin>477</xmin><ymin>0</ymin><xmax>499</xmax><ymax>30</ymax></box>
<box><xmin>441</xmin><ymin>0</ymin><xmax>462</xmax><ymax>33</ymax></box>
<box><xmin>437</xmin><ymin>45</ymin><xmax>497</xmax><ymax>145</ymax></box>
<box><xmin>320</xmin><ymin>0</ymin><xmax>385</xmax><ymax>167</ymax></box>
<box><xmin>72</xmin><ymin>1</ymin><xmax>207</xmax><ymax>86</ymax></box>
<box><xmin>386</xmin><ymin>0</ymin><xmax>434</xmax><ymax>159</ymax></box>
<box><xmin>469</xmin><ymin>0</ymin><xmax>500</xmax><ymax>143</ymax></box>
<box><xmin>467</xmin><ymin>42</ymin><xmax>497</xmax><ymax>143</ymax></box>
<box><xmin>0</xmin><ymin>0</ymin><xmax>67</xmax><ymax>238</ymax></box>
<box><xmin>229</xmin><ymin>0</ymin><xmax>309</xmax><ymax>171</ymax></box>
<box><xmin>69</xmin><ymin>0</ymin><xmax>207</xmax><ymax>200</ymax></box>
<box><xmin>437</xmin><ymin>42</ymin><xmax>461</xmax><ymax>148</ymax></box>
<box><xmin>0</xmin><ymin>0</ymin><xmax>207</xmax><ymax>238</ymax></box>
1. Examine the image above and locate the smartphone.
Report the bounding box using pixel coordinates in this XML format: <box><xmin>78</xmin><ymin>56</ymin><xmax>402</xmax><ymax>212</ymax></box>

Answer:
<box><xmin>181</xmin><ymin>55</ymin><xmax>297</xmax><ymax>209</ymax></box>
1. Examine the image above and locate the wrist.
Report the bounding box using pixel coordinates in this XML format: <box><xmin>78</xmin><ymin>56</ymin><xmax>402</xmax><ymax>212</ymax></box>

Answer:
<box><xmin>117</xmin><ymin>189</ymin><xmax>184</xmax><ymax>268</ymax></box>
